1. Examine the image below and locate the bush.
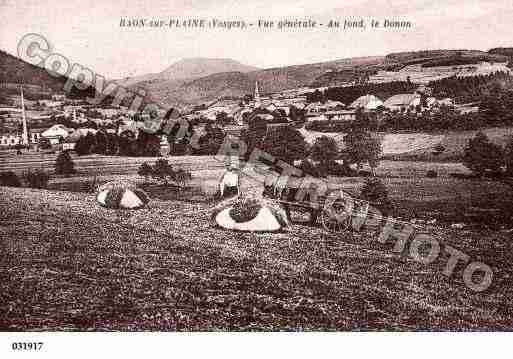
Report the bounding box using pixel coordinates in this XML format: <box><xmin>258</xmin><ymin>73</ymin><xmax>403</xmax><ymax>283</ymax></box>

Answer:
<box><xmin>359</xmin><ymin>177</ymin><xmax>392</xmax><ymax>215</ymax></box>
<box><xmin>137</xmin><ymin>162</ymin><xmax>153</xmax><ymax>182</ymax></box>
<box><xmin>426</xmin><ymin>170</ymin><xmax>438</xmax><ymax>178</ymax></box>
<box><xmin>54</xmin><ymin>151</ymin><xmax>75</xmax><ymax>175</ymax></box>
<box><xmin>151</xmin><ymin>159</ymin><xmax>192</xmax><ymax>187</ymax></box>
<box><xmin>0</xmin><ymin>171</ymin><xmax>21</xmax><ymax>187</ymax></box>
<box><xmin>229</xmin><ymin>197</ymin><xmax>261</xmax><ymax>223</ymax></box>
<box><xmin>23</xmin><ymin>169</ymin><xmax>50</xmax><ymax>189</ymax></box>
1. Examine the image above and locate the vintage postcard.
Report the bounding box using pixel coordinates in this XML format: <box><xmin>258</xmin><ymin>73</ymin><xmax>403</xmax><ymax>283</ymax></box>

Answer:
<box><xmin>1</xmin><ymin>0</ymin><xmax>512</xmax><ymax>356</ymax></box>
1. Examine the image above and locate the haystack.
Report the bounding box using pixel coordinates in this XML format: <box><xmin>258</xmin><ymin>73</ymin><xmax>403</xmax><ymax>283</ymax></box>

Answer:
<box><xmin>212</xmin><ymin>196</ymin><xmax>288</xmax><ymax>232</ymax></box>
<box><xmin>96</xmin><ymin>181</ymin><xmax>149</xmax><ymax>209</ymax></box>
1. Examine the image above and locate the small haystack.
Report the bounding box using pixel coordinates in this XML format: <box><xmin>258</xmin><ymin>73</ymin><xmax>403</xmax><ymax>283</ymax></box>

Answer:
<box><xmin>96</xmin><ymin>181</ymin><xmax>149</xmax><ymax>209</ymax></box>
<box><xmin>212</xmin><ymin>196</ymin><xmax>288</xmax><ymax>232</ymax></box>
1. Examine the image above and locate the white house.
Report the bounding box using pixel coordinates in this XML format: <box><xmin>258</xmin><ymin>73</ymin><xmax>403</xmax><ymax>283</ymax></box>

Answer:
<box><xmin>41</xmin><ymin>124</ymin><xmax>73</xmax><ymax>144</ymax></box>
<box><xmin>384</xmin><ymin>94</ymin><xmax>421</xmax><ymax>111</ymax></box>
<box><xmin>350</xmin><ymin>94</ymin><xmax>384</xmax><ymax>110</ymax></box>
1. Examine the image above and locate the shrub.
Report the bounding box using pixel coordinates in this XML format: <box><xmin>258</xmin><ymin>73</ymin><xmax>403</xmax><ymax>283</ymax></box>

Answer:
<box><xmin>426</xmin><ymin>170</ymin><xmax>438</xmax><ymax>178</ymax></box>
<box><xmin>229</xmin><ymin>197</ymin><xmax>261</xmax><ymax>223</ymax></box>
<box><xmin>151</xmin><ymin>159</ymin><xmax>192</xmax><ymax>187</ymax></box>
<box><xmin>137</xmin><ymin>162</ymin><xmax>153</xmax><ymax>182</ymax></box>
<box><xmin>54</xmin><ymin>151</ymin><xmax>75</xmax><ymax>175</ymax></box>
<box><xmin>359</xmin><ymin>177</ymin><xmax>391</xmax><ymax>215</ymax></box>
<box><xmin>0</xmin><ymin>171</ymin><xmax>21</xmax><ymax>187</ymax></box>
<box><xmin>23</xmin><ymin>169</ymin><xmax>50</xmax><ymax>189</ymax></box>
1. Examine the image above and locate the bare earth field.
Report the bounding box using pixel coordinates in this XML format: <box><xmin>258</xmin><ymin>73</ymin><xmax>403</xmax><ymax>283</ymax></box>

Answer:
<box><xmin>1</xmin><ymin>177</ymin><xmax>513</xmax><ymax>330</ymax></box>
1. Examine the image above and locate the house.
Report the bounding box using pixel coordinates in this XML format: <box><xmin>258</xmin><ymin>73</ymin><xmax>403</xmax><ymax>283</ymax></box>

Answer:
<box><xmin>38</xmin><ymin>100</ymin><xmax>63</xmax><ymax>108</ymax></box>
<box><xmin>0</xmin><ymin>133</ymin><xmax>21</xmax><ymax>147</ymax></box>
<box><xmin>384</xmin><ymin>94</ymin><xmax>421</xmax><ymax>111</ymax></box>
<box><xmin>29</xmin><ymin>128</ymin><xmax>44</xmax><ymax>144</ymax></box>
<box><xmin>41</xmin><ymin>124</ymin><xmax>73</xmax><ymax>144</ymax></box>
<box><xmin>305</xmin><ymin>100</ymin><xmax>345</xmax><ymax>114</ymax></box>
<box><xmin>1</xmin><ymin>128</ymin><xmax>45</xmax><ymax>147</ymax></box>
<box><xmin>350</xmin><ymin>94</ymin><xmax>384</xmax><ymax>110</ymax></box>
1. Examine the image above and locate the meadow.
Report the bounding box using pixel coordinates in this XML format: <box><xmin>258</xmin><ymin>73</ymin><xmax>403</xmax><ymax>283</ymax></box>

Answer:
<box><xmin>2</xmin><ymin>149</ymin><xmax>513</xmax><ymax>330</ymax></box>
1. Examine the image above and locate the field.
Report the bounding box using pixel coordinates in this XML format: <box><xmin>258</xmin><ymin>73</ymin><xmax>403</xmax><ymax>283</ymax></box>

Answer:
<box><xmin>2</xmin><ymin>153</ymin><xmax>513</xmax><ymax>330</ymax></box>
<box><xmin>302</xmin><ymin>126</ymin><xmax>513</xmax><ymax>162</ymax></box>
<box><xmin>0</xmin><ymin>152</ymin><xmax>225</xmax><ymax>176</ymax></box>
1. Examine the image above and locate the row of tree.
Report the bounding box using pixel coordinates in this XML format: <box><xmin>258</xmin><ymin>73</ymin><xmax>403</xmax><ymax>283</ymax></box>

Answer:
<box><xmin>241</xmin><ymin>117</ymin><xmax>382</xmax><ymax>176</ymax></box>
<box><xmin>73</xmin><ymin>121</ymin><xmax>226</xmax><ymax>157</ymax></box>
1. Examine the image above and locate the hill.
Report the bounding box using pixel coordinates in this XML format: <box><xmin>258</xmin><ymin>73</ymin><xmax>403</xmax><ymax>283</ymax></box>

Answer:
<box><xmin>129</xmin><ymin>50</ymin><xmax>512</xmax><ymax>108</ymax></box>
<box><xmin>130</xmin><ymin>56</ymin><xmax>386</xmax><ymax>108</ymax></box>
<box><xmin>117</xmin><ymin>57</ymin><xmax>259</xmax><ymax>87</ymax></box>
<box><xmin>0</xmin><ymin>49</ymin><xmax>66</xmax><ymax>92</ymax></box>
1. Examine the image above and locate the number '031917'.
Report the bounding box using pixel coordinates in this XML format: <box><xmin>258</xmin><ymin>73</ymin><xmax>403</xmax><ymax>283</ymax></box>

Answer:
<box><xmin>12</xmin><ymin>342</ymin><xmax>43</xmax><ymax>350</ymax></box>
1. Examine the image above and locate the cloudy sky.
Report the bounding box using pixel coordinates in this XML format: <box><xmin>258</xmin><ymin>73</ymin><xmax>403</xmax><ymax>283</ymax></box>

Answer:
<box><xmin>1</xmin><ymin>0</ymin><xmax>512</xmax><ymax>78</ymax></box>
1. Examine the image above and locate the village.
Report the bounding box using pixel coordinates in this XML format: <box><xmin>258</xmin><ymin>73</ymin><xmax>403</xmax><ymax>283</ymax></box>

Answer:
<box><xmin>0</xmin><ymin>79</ymin><xmax>463</xmax><ymax>152</ymax></box>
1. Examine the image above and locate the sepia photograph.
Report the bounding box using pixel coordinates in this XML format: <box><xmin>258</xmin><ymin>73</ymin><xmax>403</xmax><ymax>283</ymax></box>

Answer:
<box><xmin>1</xmin><ymin>0</ymin><xmax>512</xmax><ymax>356</ymax></box>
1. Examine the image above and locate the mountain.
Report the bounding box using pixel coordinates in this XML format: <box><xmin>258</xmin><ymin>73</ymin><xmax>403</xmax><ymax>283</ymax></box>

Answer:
<box><xmin>161</xmin><ymin>58</ymin><xmax>258</xmax><ymax>80</ymax></box>
<box><xmin>117</xmin><ymin>58</ymin><xmax>259</xmax><ymax>87</ymax></box>
<box><xmin>129</xmin><ymin>56</ymin><xmax>386</xmax><ymax>108</ymax></box>
<box><xmin>132</xmin><ymin>50</ymin><xmax>512</xmax><ymax>108</ymax></box>
<box><xmin>2</xmin><ymin>48</ymin><xmax>512</xmax><ymax>111</ymax></box>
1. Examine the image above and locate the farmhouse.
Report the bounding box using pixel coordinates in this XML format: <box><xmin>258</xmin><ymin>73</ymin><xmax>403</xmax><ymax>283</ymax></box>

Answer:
<box><xmin>41</xmin><ymin>124</ymin><xmax>73</xmax><ymax>144</ymax></box>
<box><xmin>384</xmin><ymin>93</ymin><xmax>421</xmax><ymax>111</ymax></box>
<box><xmin>350</xmin><ymin>94</ymin><xmax>384</xmax><ymax>110</ymax></box>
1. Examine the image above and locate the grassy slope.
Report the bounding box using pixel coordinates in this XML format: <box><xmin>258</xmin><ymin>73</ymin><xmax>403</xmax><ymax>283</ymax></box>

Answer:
<box><xmin>1</xmin><ymin>186</ymin><xmax>512</xmax><ymax>331</ymax></box>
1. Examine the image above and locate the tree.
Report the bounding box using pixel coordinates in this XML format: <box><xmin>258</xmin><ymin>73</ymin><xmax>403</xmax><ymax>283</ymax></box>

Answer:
<box><xmin>118</xmin><ymin>130</ymin><xmax>136</xmax><ymax>156</ymax></box>
<box><xmin>166</xmin><ymin>120</ymin><xmax>195</xmax><ymax>156</ymax></box>
<box><xmin>74</xmin><ymin>133</ymin><xmax>96</xmax><ymax>156</ymax></box>
<box><xmin>136</xmin><ymin>131</ymin><xmax>161</xmax><ymax>157</ymax></box>
<box><xmin>463</xmin><ymin>132</ymin><xmax>504</xmax><ymax>176</ymax></box>
<box><xmin>310</xmin><ymin>136</ymin><xmax>339</xmax><ymax>164</ymax></box>
<box><xmin>503</xmin><ymin>136</ymin><xmax>513</xmax><ymax>177</ymax></box>
<box><xmin>344</xmin><ymin>129</ymin><xmax>382</xmax><ymax>175</ymax></box>
<box><xmin>195</xmin><ymin>123</ymin><xmax>225</xmax><ymax>155</ymax></box>
<box><xmin>240</xmin><ymin>117</ymin><xmax>268</xmax><ymax>160</ymax></box>
<box><xmin>359</xmin><ymin>177</ymin><xmax>392</xmax><ymax>215</ymax></box>
<box><xmin>105</xmin><ymin>133</ymin><xmax>119</xmax><ymax>155</ymax></box>
<box><xmin>55</xmin><ymin>151</ymin><xmax>75</xmax><ymax>175</ymax></box>
<box><xmin>261</xmin><ymin>125</ymin><xmax>308</xmax><ymax>165</ymax></box>
<box><xmin>93</xmin><ymin>131</ymin><xmax>107</xmax><ymax>154</ymax></box>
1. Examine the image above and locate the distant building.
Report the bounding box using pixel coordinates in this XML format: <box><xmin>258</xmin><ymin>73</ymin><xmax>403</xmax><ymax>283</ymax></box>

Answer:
<box><xmin>0</xmin><ymin>128</ymin><xmax>43</xmax><ymax>147</ymax></box>
<box><xmin>384</xmin><ymin>93</ymin><xmax>421</xmax><ymax>111</ymax></box>
<box><xmin>41</xmin><ymin>124</ymin><xmax>73</xmax><ymax>144</ymax></box>
<box><xmin>350</xmin><ymin>94</ymin><xmax>384</xmax><ymax>110</ymax></box>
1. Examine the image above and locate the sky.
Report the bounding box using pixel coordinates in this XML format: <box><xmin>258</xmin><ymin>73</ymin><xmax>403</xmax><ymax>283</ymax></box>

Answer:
<box><xmin>1</xmin><ymin>0</ymin><xmax>513</xmax><ymax>78</ymax></box>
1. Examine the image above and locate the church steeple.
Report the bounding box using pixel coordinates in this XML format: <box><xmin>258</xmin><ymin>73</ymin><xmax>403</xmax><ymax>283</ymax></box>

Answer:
<box><xmin>254</xmin><ymin>81</ymin><xmax>261</xmax><ymax>108</ymax></box>
<box><xmin>20</xmin><ymin>86</ymin><xmax>29</xmax><ymax>146</ymax></box>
